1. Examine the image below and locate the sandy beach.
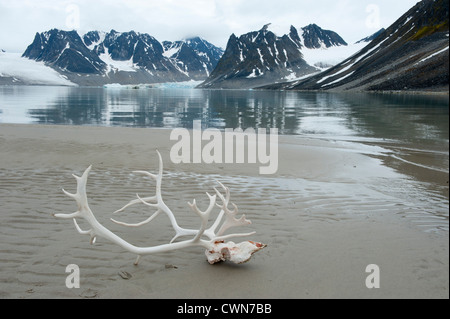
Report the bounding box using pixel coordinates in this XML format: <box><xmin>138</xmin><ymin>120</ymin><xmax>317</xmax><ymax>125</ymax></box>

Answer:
<box><xmin>0</xmin><ymin>123</ymin><xmax>448</xmax><ymax>299</ymax></box>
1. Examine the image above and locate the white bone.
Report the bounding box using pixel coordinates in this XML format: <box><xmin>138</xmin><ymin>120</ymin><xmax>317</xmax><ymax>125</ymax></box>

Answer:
<box><xmin>54</xmin><ymin>151</ymin><xmax>266</xmax><ymax>265</ymax></box>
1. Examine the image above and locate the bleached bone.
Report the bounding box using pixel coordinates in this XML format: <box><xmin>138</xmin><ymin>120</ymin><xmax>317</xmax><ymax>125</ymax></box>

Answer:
<box><xmin>54</xmin><ymin>151</ymin><xmax>266</xmax><ymax>265</ymax></box>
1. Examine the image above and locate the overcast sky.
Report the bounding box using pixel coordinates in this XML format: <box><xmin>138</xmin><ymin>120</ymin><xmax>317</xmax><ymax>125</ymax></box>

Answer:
<box><xmin>1</xmin><ymin>0</ymin><xmax>419</xmax><ymax>52</ymax></box>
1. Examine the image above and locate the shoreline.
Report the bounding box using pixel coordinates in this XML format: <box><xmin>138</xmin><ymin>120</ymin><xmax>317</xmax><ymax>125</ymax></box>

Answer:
<box><xmin>0</xmin><ymin>123</ymin><xmax>448</xmax><ymax>299</ymax></box>
<box><xmin>1</xmin><ymin>83</ymin><xmax>449</xmax><ymax>96</ymax></box>
<box><xmin>258</xmin><ymin>87</ymin><xmax>450</xmax><ymax>96</ymax></box>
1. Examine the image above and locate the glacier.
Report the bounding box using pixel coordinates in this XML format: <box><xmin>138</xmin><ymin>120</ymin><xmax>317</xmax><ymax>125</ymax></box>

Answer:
<box><xmin>0</xmin><ymin>52</ymin><xmax>76</xmax><ymax>86</ymax></box>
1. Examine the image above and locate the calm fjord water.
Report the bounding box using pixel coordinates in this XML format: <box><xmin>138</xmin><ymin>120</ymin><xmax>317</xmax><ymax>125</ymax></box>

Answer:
<box><xmin>0</xmin><ymin>86</ymin><xmax>448</xmax><ymax>139</ymax></box>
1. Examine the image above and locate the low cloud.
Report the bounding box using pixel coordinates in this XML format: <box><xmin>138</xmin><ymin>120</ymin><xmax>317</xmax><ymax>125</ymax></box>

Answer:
<box><xmin>0</xmin><ymin>0</ymin><xmax>419</xmax><ymax>52</ymax></box>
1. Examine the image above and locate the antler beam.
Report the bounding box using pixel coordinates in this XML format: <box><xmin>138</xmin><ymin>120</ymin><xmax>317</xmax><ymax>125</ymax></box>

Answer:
<box><xmin>54</xmin><ymin>151</ymin><xmax>266</xmax><ymax>265</ymax></box>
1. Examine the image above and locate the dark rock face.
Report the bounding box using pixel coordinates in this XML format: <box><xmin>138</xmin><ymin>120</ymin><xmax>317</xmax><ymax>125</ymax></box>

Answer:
<box><xmin>163</xmin><ymin>37</ymin><xmax>224</xmax><ymax>80</ymax></box>
<box><xmin>22</xmin><ymin>29</ymin><xmax>105</xmax><ymax>74</ymax></box>
<box><xmin>355</xmin><ymin>28</ymin><xmax>386</xmax><ymax>44</ymax></box>
<box><xmin>301</xmin><ymin>24</ymin><xmax>348</xmax><ymax>48</ymax></box>
<box><xmin>198</xmin><ymin>25</ymin><xmax>318</xmax><ymax>89</ymax></box>
<box><xmin>82</xmin><ymin>31</ymin><xmax>101</xmax><ymax>47</ymax></box>
<box><xmin>262</xmin><ymin>0</ymin><xmax>449</xmax><ymax>92</ymax></box>
<box><xmin>22</xmin><ymin>29</ymin><xmax>224</xmax><ymax>85</ymax></box>
<box><xmin>197</xmin><ymin>23</ymin><xmax>353</xmax><ymax>89</ymax></box>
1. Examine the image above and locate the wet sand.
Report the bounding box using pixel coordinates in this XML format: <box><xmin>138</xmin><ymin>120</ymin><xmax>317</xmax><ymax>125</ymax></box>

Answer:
<box><xmin>0</xmin><ymin>123</ymin><xmax>448</xmax><ymax>299</ymax></box>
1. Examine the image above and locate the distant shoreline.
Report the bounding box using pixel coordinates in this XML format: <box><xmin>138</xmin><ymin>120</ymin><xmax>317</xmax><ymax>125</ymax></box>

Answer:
<box><xmin>1</xmin><ymin>82</ymin><xmax>449</xmax><ymax>96</ymax></box>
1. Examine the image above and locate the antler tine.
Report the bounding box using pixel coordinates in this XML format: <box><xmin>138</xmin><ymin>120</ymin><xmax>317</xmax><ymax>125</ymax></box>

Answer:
<box><xmin>53</xmin><ymin>165</ymin><xmax>93</xmax><ymax>219</ymax></box>
<box><xmin>188</xmin><ymin>192</ymin><xmax>216</xmax><ymax>242</ymax></box>
<box><xmin>62</xmin><ymin>188</ymin><xmax>78</xmax><ymax>200</ymax></box>
<box><xmin>214</xmin><ymin>186</ymin><xmax>228</xmax><ymax>207</ymax></box>
<box><xmin>111</xmin><ymin>209</ymin><xmax>161</xmax><ymax>227</ymax></box>
<box><xmin>156</xmin><ymin>149</ymin><xmax>163</xmax><ymax>176</ymax></box>
<box><xmin>132</xmin><ymin>150</ymin><xmax>163</xmax><ymax>180</ymax></box>
<box><xmin>53</xmin><ymin>211</ymin><xmax>80</xmax><ymax>219</ymax></box>
<box><xmin>188</xmin><ymin>193</ymin><xmax>217</xmax><ymax>218</ymax></box>
<box><xmin>215</xmin><ymin>180</ymin><xmax>230</xmax><ymax>203</ymax></box>
<box><xmin>111</xmin><ymin>150</ymin><xmax>161</xmax><ymax>224</ymax></box>
<box><xmin>111</xmin><ymin>193</ymin><xmax>161</xmax><ymax>226</ymax></box>
<box><xmin>133</xmin><ymin>170</ymin><xmax>158</xmax><ymax>180</ymax></box>
<box><xmin>55</xmin><ymin>151</ymin><xmax>266</xmax><ymax>266</ymax></box>
<box><xmin>136</xmin><ymin>193</ymin><xmax>160</xmax><ymax>208</ymax></box>
<box><xmin>76</xmin><ymin>165</ymin><xmax>92</xmax><ymax>193</ymax></box>
<box><xmin>214</xmin><ymin>186</ymin><xmax>252</xmax><ymax>237</ymax></box>
<box><xmin>205</xmin><ymin>183</ymin><xmax>232</xmax><ymax>237</ymax></box>
<box><xmin>113</xmin><ymin>151</ymin><xmax>200</xmax><ymax>242</ymax></box>
<box><xmin>112</xmin><ymin>195</ymin><xmax>157</xmax><ymax>214</ymax></box>
<box><xmin>73</xmin><ymin>219</ymin><xmax>97</xmax><ymax>244</ymax></box>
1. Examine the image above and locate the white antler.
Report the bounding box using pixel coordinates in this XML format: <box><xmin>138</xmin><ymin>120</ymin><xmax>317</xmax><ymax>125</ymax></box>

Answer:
<box><xmin>54</xmin><ymin>151</ymin><xmax>266</xmax><ymax>265</ymax></box>
<box><xmin>111</xmin><ymin>151</ymin><xmax>198</xmax><ymax>243</ymax></box>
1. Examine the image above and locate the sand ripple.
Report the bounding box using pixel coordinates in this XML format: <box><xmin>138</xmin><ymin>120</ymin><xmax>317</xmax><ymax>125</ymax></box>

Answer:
<box><xmin>0</xmin><ymin>165</ymin><xmax>447</xmax><ymax>298</ymax></box>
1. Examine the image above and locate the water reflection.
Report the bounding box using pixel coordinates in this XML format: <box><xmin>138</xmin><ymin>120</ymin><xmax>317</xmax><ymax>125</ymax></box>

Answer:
<box><xmin>0</xmin><ymin>86</ymin><xmax>448</xmax><ymax>146</ymax></box>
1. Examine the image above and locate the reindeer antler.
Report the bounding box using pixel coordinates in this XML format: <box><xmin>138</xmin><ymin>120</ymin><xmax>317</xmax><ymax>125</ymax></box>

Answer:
<box><xmin>54</xmin><ymin>151</ymin><xmax>266</xmax><ymax>265</ymax></box>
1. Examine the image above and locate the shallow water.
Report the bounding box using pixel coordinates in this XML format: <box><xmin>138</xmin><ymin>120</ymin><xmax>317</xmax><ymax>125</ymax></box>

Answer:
<box><xmin>0</xmin><ymin>162</ymin><xmax>447</xmax><ymax>298</ymax></box>
<box><xmin>0</xmin><ymin>85</ymin><xmax>448</xmax><ymax>223</ymax></box>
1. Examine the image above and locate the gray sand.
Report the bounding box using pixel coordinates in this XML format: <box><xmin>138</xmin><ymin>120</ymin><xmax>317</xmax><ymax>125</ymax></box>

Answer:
<box><xmin>0</xmin><ymin>124</ymin><xmax>448</xmax><ymax>298</ymax></box>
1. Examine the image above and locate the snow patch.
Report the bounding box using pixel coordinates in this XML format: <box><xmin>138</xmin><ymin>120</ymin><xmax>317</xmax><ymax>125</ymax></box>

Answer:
<box><xmin>239</xmin><ymin>48</ymin><xmax>244</xmax><ymax>62</ymax></box>
<box><xmin>316</xmin><ymin>37</ymin><xmax>389</xmax><ymax>85</ymax></box>
<box><xmin>317</xmin><ymin>62</ymin><xmax>354</xmax><ymax>84</ymax></box>
<box><xmin>0</xmin><ymin>52</ymin><xmax>76</xmax><ymax>86</ymax></box>
<box><xmin>322</xmin><ymin>71</ymin><xmax>355</xmax><ymax>87</ymax></box>
<box><xmin>257</xmin><ymin>48</ymin><xmax>265</xmax><ymax>65</ymax></box>
<box><xmin>163</xmin><ymin>45</ymin><xmax>180</xmax><ymax>58</ymax></box>
<box><xmin>415</xmin><ymin>46</ymin><xmax>449</xmax><ymax>65</ymax></box>
<box><xmin>82</xmin><ymin>31</ymin><xmax>106</xmax><ymax>50</ymax></box>
<box><xmin>302</xmin><ymin>42</ymin><xmax>366</xmax><ymax>69</ymax></box>
<box><xmin>247</xmin><ymin>69</ymin><xmax>260</xmax><ymax>78</ymax></box>
<box><xmin>99</xmin><ymin>47</ymin><xmax>137</xmax><ymax>73</ymax></box>
<box><xmin>283</xmin><ymin>71</ymin><xmax>298</xmax><ymax>81</ymax></box>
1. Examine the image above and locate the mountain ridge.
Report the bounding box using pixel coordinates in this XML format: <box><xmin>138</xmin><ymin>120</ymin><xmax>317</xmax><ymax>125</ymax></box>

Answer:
<box><xmin>301</xmin><ymin>23</ymin><xmax>348</xmax><ymax>48</ymax></box>
<box><xmin>260</xmin><ymin>0</ymin><xmax>449</xmax><ymax>92</ymax></box>
<box><xmin>163</xmin><ymin>36</ymin><xmax>224</xmax><ymax>79</ymax></box>
<box><xmin>198</xmin><ymin>23</ymin><xmax>351</xmax><ymax>89</ymax></box>
<box><xmin>21</xmin><ymin>29</ymin><xmax>224</xmax><ymax>85</ymax></box>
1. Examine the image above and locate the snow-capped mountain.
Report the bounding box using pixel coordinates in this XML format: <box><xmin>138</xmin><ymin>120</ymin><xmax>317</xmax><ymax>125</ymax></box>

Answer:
<box><xmin>163</xmin><ymin>37</ymin><xmax>224</xmax><ymax>80</ymax></box>
<box><xmin>198</xmin><ymin>23</ymin><xmax>357</xmax><ymax>89</ymax></box>
<box><xmin>21</xmin><ymin>29</ymin><xmax>224</xmax><ymax>85</ymax></box>
<box><xmin>300</xmin><ymin>24</ymin><xmax>347</xmax><ymax>49</ymax></box>
<box><xmin>198</xmin><ymin>24</ymin><xmax>319</xmax><ymax>89</ymax></box>
<box><xmin>263</xmin><ymin>0</ymin><xmax>449</xmax><ymax>92</ymax></box>
<box><xmin>22</xmin><ymin>29</ymin><xmax>105</xmax><ymax>74</ymax></box>
<box><xmin>299</xmin><ymin>24</ymin><xmax>367</xmax><ymax>70</ymax></box>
